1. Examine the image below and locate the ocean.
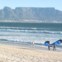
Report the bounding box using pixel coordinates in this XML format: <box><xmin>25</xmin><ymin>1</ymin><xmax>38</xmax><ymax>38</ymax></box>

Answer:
<box><xmin>0</xmin><ymin>22</ymin><xmax>62</xmax><ymax>45</ymax></box>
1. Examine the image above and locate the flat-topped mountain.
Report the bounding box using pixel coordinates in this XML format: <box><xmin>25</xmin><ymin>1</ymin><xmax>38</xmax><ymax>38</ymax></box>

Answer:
<box><xmin>0</xmin><ymin>7</ymin><xmax>62</xmax><ymax>23</ymax></box>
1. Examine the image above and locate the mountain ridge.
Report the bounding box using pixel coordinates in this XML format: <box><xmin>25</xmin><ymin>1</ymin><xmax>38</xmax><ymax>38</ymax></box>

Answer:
<box><xmin>0</xmin><ymin>7</ymin><xmax>62</xmax><ymax>23</ymax></box>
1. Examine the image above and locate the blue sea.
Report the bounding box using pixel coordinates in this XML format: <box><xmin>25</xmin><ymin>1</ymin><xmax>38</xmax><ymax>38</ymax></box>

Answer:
<box><xmin>0</xmin><ymin>22</ymin><xmax>62</xmax><ymax>46</ymax></box>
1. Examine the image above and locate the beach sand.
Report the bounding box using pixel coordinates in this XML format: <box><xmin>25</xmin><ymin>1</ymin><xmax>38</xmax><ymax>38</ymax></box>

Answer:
<box><xmin>0</xmin><ymin>44</ymin><xmax>62</xmax><ymax>62</ymax></box>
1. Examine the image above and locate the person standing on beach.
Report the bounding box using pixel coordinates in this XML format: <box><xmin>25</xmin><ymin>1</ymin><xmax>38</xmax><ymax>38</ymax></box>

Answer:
<box><xmin>44</xmin><ymin>41</ymin><xmax>50</xmax><ymax>50</ymax></box>
<box><xmin>32</xmin><ymin>41</ymin><xmax>35</xmax><ymax>46</ymax></box>
<box><xmin>48</xmin><ymin>41</ymin><xmax>50</xmax><ymax>50</ymax></box>
<box><xmin>52</xmin><ymin>43</ymin><xmax>56</xmax><ymax>51</ymax></box>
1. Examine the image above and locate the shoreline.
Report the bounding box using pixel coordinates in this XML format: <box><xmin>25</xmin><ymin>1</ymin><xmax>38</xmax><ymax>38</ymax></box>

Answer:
<box><xmin>0</xmin><ymin>41</ymin><xmax>62</xmax><ymax>52</ymax></box>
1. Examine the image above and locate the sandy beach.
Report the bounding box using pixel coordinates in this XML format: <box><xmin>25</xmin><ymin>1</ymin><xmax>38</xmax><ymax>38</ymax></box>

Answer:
<box><xmin>0</xmin><ymin>44</ymin><xmax>61</xmax><ymax>62</ymax></box>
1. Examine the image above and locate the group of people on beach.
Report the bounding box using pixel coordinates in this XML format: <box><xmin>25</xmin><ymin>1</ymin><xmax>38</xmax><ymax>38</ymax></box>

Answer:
<box><xmin>32</xmin><ymin>41</ymin><xmax>56</xmax><ymax>51</ymax></box>
<box><xmin>47</xmin><ymin>41</ymin><xmax>56</xmax><ymax>51</ymax></box>
<box><xmin>32</xmin><ymin>39</ymin><xmax>62</xmax><ymax>51</ymax></box>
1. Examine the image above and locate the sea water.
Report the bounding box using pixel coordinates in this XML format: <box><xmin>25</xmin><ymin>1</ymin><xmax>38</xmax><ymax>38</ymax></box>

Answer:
<box><xmin>0</xmin><ymin>22</ymin><xmax>62</xmax><ymax>45</ymax></box>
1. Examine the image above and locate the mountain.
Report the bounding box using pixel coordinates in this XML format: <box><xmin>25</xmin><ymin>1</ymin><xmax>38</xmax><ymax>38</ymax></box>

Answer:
<box><xmin>0</xmin><ymin>7</ymin><xmax>62</xmax><ymax>23</ymax></box>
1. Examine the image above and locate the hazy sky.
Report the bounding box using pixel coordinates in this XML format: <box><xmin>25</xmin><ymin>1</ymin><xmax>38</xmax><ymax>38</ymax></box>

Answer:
<box><xmin>0</xmin><ymin>0</ymin><xmax>62</xmax><ymax>10</ymax></box>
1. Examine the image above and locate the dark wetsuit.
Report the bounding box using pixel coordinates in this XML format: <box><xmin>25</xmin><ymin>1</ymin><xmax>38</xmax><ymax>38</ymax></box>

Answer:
<box><xmin>52</xmin><ymin>43</ymin><xmax>56</xmax><ymax>51</ymax></box>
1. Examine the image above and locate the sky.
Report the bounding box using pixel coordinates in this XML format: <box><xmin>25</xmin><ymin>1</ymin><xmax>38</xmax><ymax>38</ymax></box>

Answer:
<box><xmin>0</xmin><ymin>0</ymin><xmax>62</xmax><ymax>10</ymax></box>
